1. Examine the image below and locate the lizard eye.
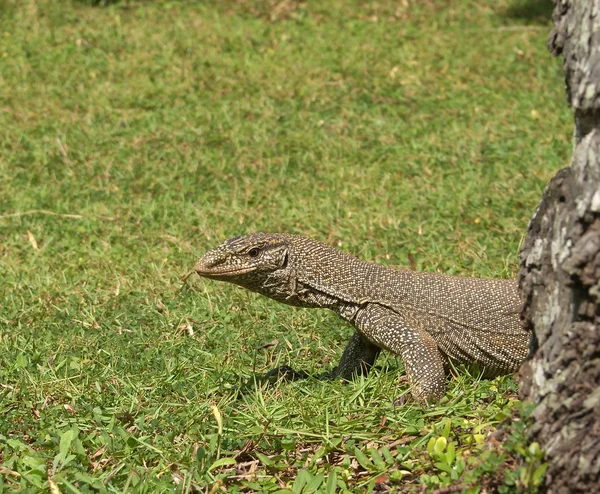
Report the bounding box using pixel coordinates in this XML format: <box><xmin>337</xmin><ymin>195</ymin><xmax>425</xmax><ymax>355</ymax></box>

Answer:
<box><xmin>247</xmin><ymin>248</ymin><xmax>260</xmax><ymax>258</ymax></box>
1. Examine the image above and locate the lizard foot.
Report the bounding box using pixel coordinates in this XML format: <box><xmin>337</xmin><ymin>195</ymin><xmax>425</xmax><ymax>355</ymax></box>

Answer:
<box><xmin>263</xmin><ymin>365</ymin><xmax>309</xmax><ymax>383</ymax></box>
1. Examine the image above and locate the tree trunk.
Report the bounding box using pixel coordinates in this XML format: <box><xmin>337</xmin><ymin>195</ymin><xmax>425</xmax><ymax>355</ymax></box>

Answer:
<box><xmin>518</xmin><ymin>1</ymin><xmax>600</xmax><ymax>492</ymax></box>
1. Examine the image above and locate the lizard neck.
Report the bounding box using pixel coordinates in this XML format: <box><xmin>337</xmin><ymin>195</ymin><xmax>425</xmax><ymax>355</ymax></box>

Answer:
<box><xmin>286</xmin><ymin>280</ymin><xmax>362</xmax><ymax>322</ymax></box>
<box><xmin>241</xmin><ymin>261</ymin><xmax>362</xmax><ymax>320</ymax></box>
<box><xmin>235</xmin><ymin>237</ymin><xmax>412</xmax><ymax>311</ymax></box>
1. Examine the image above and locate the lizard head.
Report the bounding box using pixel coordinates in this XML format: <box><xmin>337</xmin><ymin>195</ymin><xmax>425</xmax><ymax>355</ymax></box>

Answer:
<box><xmin>195</xmin><ymin>232</ymin><xmax>291</xmax><ymax>290</ymax></box>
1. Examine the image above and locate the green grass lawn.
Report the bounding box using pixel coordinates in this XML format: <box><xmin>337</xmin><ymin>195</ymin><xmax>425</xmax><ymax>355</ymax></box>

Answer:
<box><xmin>0</xmin><ymin>0</ymin><xmax>569</xmax><ymax>491</ymax></box>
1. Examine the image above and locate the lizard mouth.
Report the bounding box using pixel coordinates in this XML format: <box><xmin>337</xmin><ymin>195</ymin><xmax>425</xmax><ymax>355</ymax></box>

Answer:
<box><xmin>195</xmin><ymin>266</ymin><xmax>257</xmax><ymax>278</ymax></box>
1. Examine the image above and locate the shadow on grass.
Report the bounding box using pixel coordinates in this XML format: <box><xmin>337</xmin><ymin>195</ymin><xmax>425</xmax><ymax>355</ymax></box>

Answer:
<box><xmin>73</xmin><ymin>0</ymin><xmax>146</xmax><ymax>6</ymax></box>
<box><xmin>73</xmin><ymin>0</ymin><xmax>113</xmax><ymax>5</ymax></box>
<box><xmin>503</xmin><ymin>0</ymin><xmax>554</xmax><ymax>25</ymax></box>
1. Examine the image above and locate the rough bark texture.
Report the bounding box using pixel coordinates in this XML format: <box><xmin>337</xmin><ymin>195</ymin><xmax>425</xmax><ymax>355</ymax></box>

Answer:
<box><xmin>518</xmin><ymin>1</ymin><xmax>600</xmax><ymax>492</ymax></box>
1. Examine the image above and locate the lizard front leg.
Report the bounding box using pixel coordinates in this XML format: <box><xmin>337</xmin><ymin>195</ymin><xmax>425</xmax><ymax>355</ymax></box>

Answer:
<box><xmin>333</xmin><ymin>330</ymin><xmax>382</xmax><ymax>380</ymax></box>
<box><xmin>265</xmin><ymin>330</ymin><xmax>380</xmax><ymax>382</ymax></box>
<box><xmin>354</xmin><ymin>304</ymin><xmax>446</xmax><ymax>404</ymax></box>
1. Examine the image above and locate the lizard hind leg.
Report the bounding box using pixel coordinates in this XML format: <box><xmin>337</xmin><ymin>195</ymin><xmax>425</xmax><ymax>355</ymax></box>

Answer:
<box><xmin>354</xmin><ymin>304</ymin><xmax>446</xmax><ymax>404</ymax></box>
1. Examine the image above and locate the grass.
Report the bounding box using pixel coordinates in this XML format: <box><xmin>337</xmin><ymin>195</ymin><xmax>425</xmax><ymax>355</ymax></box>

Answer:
<box><xmin>0</xmin><ymin>0</ymin><xmax>569</xmax><ymax>492</ymax></box>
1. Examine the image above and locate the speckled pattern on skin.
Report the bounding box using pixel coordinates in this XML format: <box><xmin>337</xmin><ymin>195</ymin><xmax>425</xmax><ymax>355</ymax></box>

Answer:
<box><xmin>195</xmin><ymin>233</ymin><xmax>529</xmax><ymax>404</ymax></box>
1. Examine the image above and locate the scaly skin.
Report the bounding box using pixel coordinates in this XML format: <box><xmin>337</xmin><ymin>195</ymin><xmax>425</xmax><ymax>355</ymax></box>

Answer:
<box><xmin>195</xmin><ymin>233</ymin><xmax>528</xmax><ymax>404</ymax></box>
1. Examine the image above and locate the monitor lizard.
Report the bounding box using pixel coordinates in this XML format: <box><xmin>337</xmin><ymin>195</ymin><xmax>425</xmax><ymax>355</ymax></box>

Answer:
<box><xmin>194</xmin><ymin>232</ymin><xmax>529</xmax><ymax>404</ymax></box>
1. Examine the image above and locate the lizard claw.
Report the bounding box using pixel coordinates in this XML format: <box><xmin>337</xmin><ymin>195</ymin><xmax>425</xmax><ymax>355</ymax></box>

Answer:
<box><xmin>393</xmin><ymin>395</ymin><xmax>407</xmax><ymax>406</ymax></box>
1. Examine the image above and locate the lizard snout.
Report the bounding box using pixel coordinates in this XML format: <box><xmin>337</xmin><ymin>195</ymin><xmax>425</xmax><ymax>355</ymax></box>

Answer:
<box><xmin>194</xmin><ymin>250</ymin><xmax>224</xmax><ymax>276</ymax></box>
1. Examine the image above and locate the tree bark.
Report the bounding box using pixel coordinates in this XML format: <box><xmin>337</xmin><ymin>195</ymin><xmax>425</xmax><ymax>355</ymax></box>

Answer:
<box><xmin>518</xmin><ymin>1</ymin><xmax>600</xmax><ymax>492</ymax></box>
